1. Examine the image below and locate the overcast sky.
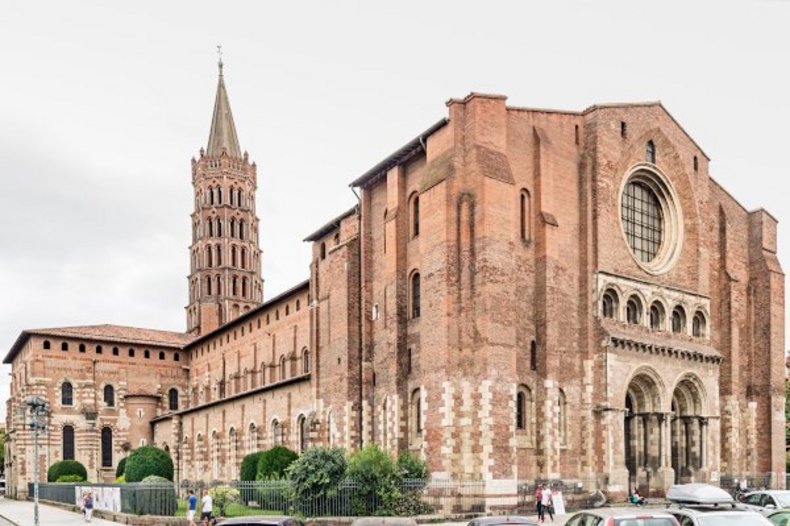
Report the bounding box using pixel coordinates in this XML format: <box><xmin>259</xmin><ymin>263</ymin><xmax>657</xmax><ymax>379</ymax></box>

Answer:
<box><xmin>1</xmin><ymin>0</ymin><xmax>788</xmax><ymax>420</ymax></box>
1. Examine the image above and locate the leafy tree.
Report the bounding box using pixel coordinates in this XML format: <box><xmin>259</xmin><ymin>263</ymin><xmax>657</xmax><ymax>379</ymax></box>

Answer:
<box><xmin>47</xmin><ymin>460</ymin><xmax>87</xmax><ymax>483</ymax></box>
<box><xmin>116</xmin><ymin>456</ymin><xmax>128</xmax><ymax>478</ymax></box>
<box><xmin>286</xmin><ymin>447</ymin><xmax>346</xmax><ymax>506</ymax></box>
<box><xmin>240</xmin><ymin>451</ymin><xmax>264</xmax><ymax>481</ymax></box>
<box><xmin>124</xmin><ymin>445</ymin><xmax>173</xmax><ymax>482</ymax></box>
<box><xmin>347</xmin><ymin>445</ymin><xmax>398</xmax><ymax>515</ymax></box>
<box><xmin>396</xmin><ymin>451</ymin><xmax>428</xmax><ymax>481</ymax></box>
<box><xmin>257</xmin><ymin>446</ymin><xmax>298</xmax><ymax>480</ymax></box>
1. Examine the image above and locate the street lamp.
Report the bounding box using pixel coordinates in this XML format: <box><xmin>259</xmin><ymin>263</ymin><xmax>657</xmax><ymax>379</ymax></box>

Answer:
<box><xmin>25</xmin><ymin>395</ymin><xmax>50</xmax><ymax>526</ymax></box>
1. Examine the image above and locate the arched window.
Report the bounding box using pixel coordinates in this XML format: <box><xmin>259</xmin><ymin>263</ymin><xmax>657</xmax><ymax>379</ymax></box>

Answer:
<box><xmin>302</xmin><ymin>349</ymin><xmax>310</xmax><ymax>374</ymax></box>
<box><xmin>692</xmin><ymin>311</ymin><xmax>707</xmax><ymax>337</ymax></box>
<box><xmin>112</xmin><ymin>347</ymin><xmax>119</xmax><ymax>356</ymax></box>
<box><xmin>672</xmin><ymin>306</ymin><xmax>686</xmax><ymax>334</ymax></box>
<box><xmin>101</xmin><ymin>427</ymin><xmax>113</xmax><ymax>467</ymax></box>
<box><xmin>168</xmin><ymin>388</ymin><xmax>179</xmax><ymax>411</ymax></box>
<box><xmin>230</xmin><ymin>219</ymin><xmax>236</xmax><ymax>239</ymax></box>
<box><xmin>320</xmin><ymin>242</ymin><xmax>326</xmax><ymax>260</ymax></box>
<box><xmin>63</xmin><ymin>425</ymin><xmax>75</xmax><ymax>460</ymax></box>
<box><xmin>626</xmin><ymin>296</ymin><xmax>642</xmax><ymax>325</ymax></box>
<box><xmin>144</xmin><ymin>349</ymin><xmax>150</xmax><ymax>359</ymax></box>
<box><xmin>248</xmin><ymin>422</ymin><xmax>258</xmax><ymax>453</ymax></box>
<box><xmin>242</xmin><ymin>278</ymin><xmax>248</xmax><ymax>299</ymax></box>
<box><xmin>530</xmin><ymin>340</ymin><xmax>537</xmax><ymax>371</ymax></box>
<box><xmin>228</xmin><ymin>427</ymin><xmax>238</xmax><ymax>473</ymax></box>
<box><xmin>558</xmin><ymin>389</ymin><xmax>568</xmax><ymax>446</ymax></box>
<box><xmin>62</xmin><ymin>382</ymin><xmax>73</xmax><ymax>406</ymax></box>
<box><xmin>241</xmin><ymin>248</ymin><xmax>247</xmax><ymax>269</ymax></box>
<box><xmin>298</xmin><ymin>415</ymin><xmax>309</xmax><ymax>453</ymax></box>
<box><xmin>216</xmin><ymin>246</ymin><xmax>222</xmax><ymax>266</ymax></box>
<box><xmin>238</xmin><ymin>190</ymin><xmax>244</xmax><ymax>208</ymax></box>
<box><xmin>206</xmin><ymin>276</ymin><xmax>212</xmax><ymax>295</ymax></box>
<box><xmin>516</xmin><ymin>386</ymin><xmax>533</xmax><ymax>441</ymax></box>
<box><xmin>79</xmin><ymin>343</ymin><xmax>86</xmax><ymax>353</ymax></box>
<box><xmin>411</xmin><ymin>272</ymin><xmax>421</xmax><ymax>319</ymax></box>
<box><xmin>280</xmin><ymin>356</ymin><xmax>286</xmax><ymax>380</ymax></box>
<box><xmin>520</xmin><ymin>190</ymin><xmax>531</xmax><ymax>241</ymax></box>
<box><xmin>43</xmin><ymin>340</ymin><xmax>51</xmax><ymax>350</ymax></box>
<box><xmin>208</xmin><ymin>220</ymin><xmax>214</xmax><ymax>237</ymax></box>
<box><xmin>231</xmin><ymin>246</ymin><xmax>237</xmax><ymax>267</ymax></box>
<box><xmin>232</xmin><ymin>277</ymin><xmax>238</xmax><ymax>296</ymax></box>
<box><xmin>649</xmin><ymin>302</ymin><xmax>665</xmax><ymax>330</ymax></box>
<box><xmin>216</xmin><ymin>275</ymin><xmax>222</xmax><ymax>295</ymax></box>
<box><xmin>216</xmin><ymin>218</ymin><xmax>223</xmax><ymax>237</ymax></box>
<box><xmin>272</xmin><ymin>419</ymin><xmax>282</xmax><ymax>446</ymax></box>
<box><xmin>96</xmin><ymin>345</ymin><xmax>103</xmax><ymax>354</ymax></box>
<box><xmin>411</xmin><ymin>194</ymin><xmax>420</xmax><ymax>238</ymax></box>
<box><xmin>159</xmin><ymin>351</ymin><xmax>165</xmax><ymax>360</ymax></box>
<box><xmin>206</xmin><ymin>246</ymin><xmax>213</xmax><ymax>267</ymax></box>
<box><xmin>239</xmin><ymin>221</ymin><xmax>245</xmax><ymax>240</ymax></box>
<box><xmin>209</xmin><ymin>186</ymin><xmax>215</xmax><ymax>205</ymax></box>
<box><xmin>211</xmin><ymin>430</ymin><xmax>220</xmax><ymax>480</ymax></box>
<box><xmin>602</xmin><ymin>289</ymin><xmax>619</xmax><ymax>319</ymax></box>
<box><xmin>129</xmin><ymin>348</ymin><xmax>135</xmax><ymax>357</ymax></box>
<box><xmin>646</xmin><ymin>140</ymin><xmax>656</xmax><ymax>164</ymax></box>
<box><xmin>217</xmin><ymin>187</ymin><xmax>223</xmax><ymax>204</ymax></box>
<box><xmin>103</xmin><ymin>385</ymin><xmax>115</xmax><ymax>407</ymax></box>
<box><xmin>410</xmin><ymin>389</ymin><xmax>422</xmax><ymax>439</ymax></box>
<box><xmin>61</xmin><ymin>341</ymin><xmax>69</xmax><ymax>351</ymax></box>
<box><xmin>174</xmin><ymin>353</ymin><xmax>180</xmax><ymax>362</ymax></box>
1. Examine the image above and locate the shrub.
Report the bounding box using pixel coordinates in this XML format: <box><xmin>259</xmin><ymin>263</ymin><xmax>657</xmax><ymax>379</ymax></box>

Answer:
<box><xmin>286</xmin><ymin>447</ymin><xmax>346</xmax><ymax>513</ymax></box>
<box><xmin>240</xmin><ymin>451</ymin><xmax>265</xmax><ymax>481</ymax></box>
<box><xmin>56</xmin><ymin>474</ymin><xmax>85</xmax><ymax>483</ymax></box>
<box><xmin>47</xmin><ymin>460</ymin><xmax>87</xmax><ymax>483</ymax></box>
<box><xmin>141</xmin><ymin>475</ymin><xmax>171</xmax><ymax>484</ymax></box>
<box><xmin>396</xmin><ymin>451</ymin><xmax>428</xmax><ymax>481</ymax></box>
<box><xmin>115</xmin><ymin>475</ymin><xmax>125</xmax><ymax>483</ymax></box>
<box><xmin>124</xmin><ymin>445</ymin><xmax>173</xmax><ymax>482</ymax></box>
<box><xmin>346</xmin><ymin>445</ymin><xmax>398</xmax><ymax>515</ymax></box>
<box><xmin>116</xmin><ymin>456</ymin><xmax>128</xmax><ymax>478</ymax></box>
<box><xmin>257</xmin><ymin>446</ymin><xmax>298</xmax><ymax>480</ymax></box>
<box><xmin>209</xmin><ymin>484</ymin><xmax>240</xmax><ymax>517</ymax></box>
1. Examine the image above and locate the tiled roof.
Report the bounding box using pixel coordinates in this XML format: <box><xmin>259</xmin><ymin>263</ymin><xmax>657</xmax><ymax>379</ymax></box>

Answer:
<box><xmin>4</xmin><ymin>324</ymin><xmax>192</xmax><ymax>364</ymax></box>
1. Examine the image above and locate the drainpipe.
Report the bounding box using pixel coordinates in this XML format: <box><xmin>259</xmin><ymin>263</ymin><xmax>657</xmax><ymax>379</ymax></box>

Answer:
<box><xmin>351</xmin><ymin>187</ymin><xmax>363</xmax><ymax>448</ymax></box>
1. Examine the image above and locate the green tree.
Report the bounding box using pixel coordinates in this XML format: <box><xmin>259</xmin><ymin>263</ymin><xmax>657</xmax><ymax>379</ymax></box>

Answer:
<box><xmin>256</xmin><ymin>446</ymin><xmax>298</xmax><ymax>480</ymax></box>
<box><xmin>124</xmin><ymin>445</ymin><xmax>174</xmax><ymax>482</ymax></box>
<box><xmin>47</xmin><ymin>460</ymin><xmax>87</xmax><ymax>483</ymax></box>
<box><xmin>286</xmin><ymin>447</ymin><xmax>347</xmax><ymax>509</ymax></box>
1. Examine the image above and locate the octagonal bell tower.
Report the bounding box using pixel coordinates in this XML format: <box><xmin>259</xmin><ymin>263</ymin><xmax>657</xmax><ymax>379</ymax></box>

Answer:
<box><xmin>186</xmin><ymin>59</ymin><xmax>263</xmax><ymax>334</ymax></box>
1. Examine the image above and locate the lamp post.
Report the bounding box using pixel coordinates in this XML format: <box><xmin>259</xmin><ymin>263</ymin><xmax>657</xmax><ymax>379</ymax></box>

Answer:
<box><xmin>25</xmin><ymin>395</ymin><xmax>50</xmax><ymax>526</ymax></box>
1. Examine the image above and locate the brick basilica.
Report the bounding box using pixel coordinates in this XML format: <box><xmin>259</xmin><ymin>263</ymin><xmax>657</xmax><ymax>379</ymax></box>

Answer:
<box><xmin>4</xmin><ymin>64</ymin><xmax>785</xmax><ymax>502</ymax></box>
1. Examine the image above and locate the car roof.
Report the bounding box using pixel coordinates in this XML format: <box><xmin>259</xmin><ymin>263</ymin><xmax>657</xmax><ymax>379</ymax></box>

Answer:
<box><xmin>472</xmin><ymin>517</ymin><xmax>538</xmax><ymax>526</ymax></box>
<box><xmin>350</xmin><ymin>518</ymin><xmax>419</xmax><ymax>526</ymax></box>
<box><xmin>571</xmin><ymin>509</ymin><xmax>678</xmax><ymax>519</ymax></box>
<box><xmin>748</xmin><ymin>490</ymin><xmax>790</xmax><ymax>497</ymax></box>
<box><xmin>662</xmin><ymin>507</ymin><xmax>754</xmax><ymax>516</ymax></box>
<box><xmin>218</xmin><ymin>516</ymin><xmax>295</xmax><ymax>525</ymax></box>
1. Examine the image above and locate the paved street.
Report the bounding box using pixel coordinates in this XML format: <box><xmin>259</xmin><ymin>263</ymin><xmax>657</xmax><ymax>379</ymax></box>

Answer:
<box><xmin>0</xmin><ymin>498</ymin><xmax>125</xmax><ymax>526</ymax></box>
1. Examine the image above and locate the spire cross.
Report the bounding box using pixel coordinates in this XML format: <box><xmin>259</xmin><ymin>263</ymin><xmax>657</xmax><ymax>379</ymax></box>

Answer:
<box><xmin>217</xmin><ymin>45</ymin><xmax>224</xmax><ymax>75</ymax></box>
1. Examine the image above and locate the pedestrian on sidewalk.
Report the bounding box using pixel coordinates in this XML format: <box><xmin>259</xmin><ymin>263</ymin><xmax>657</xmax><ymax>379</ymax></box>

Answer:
<box><xmin>84</xmin><ymin>491</ymin><xmax>94</xmax><ymax>522</ymax></box>
<box><xmin>187</xmin><ymin>489</ymin><xmax>198</xmax><ymax>526</ymax></box>
<box><xmin>200</xmin><ymin>489</ymin><xmax>213</xmax><ymax>526</ymax></box>
<box><xmin>534</xmin><ymin>484</ymin><xmax>544</xmax><ymax>520</ymax></box>
<box><xmin>540</xmin><ymin>484</ymin><xmax>554</xmax><ymax>523</ymax></box>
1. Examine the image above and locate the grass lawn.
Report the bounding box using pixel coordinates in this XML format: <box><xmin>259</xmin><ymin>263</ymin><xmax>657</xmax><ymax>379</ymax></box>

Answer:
<box><xmin>175</xmin><ymin>500</ymin><xmax>284</xmax><ymax>518</ymax></box>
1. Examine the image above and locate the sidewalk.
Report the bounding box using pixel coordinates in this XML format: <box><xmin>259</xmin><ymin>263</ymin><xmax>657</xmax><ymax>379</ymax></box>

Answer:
<box><xmin>0</xmin><ymin>498</ymin><xmax>125</xmax><ymax>526</ymax></box>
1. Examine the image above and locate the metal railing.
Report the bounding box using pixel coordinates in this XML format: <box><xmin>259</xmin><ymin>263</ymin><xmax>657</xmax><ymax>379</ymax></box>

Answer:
<box><xmin>179</xmin><ymin>478</ymin><xmax>487</xmax><ymax>517</ymax></box>
<box><xmin>30</xmin><ymin>482</ymin><xmax>177</xmax><ymax>516</ymax></box>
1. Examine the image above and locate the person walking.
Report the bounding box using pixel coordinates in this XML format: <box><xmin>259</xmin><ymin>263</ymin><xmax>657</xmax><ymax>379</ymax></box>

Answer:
<box><xmin>187</xmin><ymin>489</ymin><xmax>198</xmax><ymax>526</ymax></box>
<box><xmin>540</xmin><ymin>484</ymin><xmax>553</xmax><ymax>523</ymax></box>
<box><xmin>534</xmin><ymin>484</ymin><xmax>544</xmax><ymax>521</ymax></box>
<box><xmin>84</xmin><ymin>492</ymin><xmax>94</xmax><ymax>523</ymax></box>
<box><xmin>200</xmin><ymin>489</ymin><xmax>213</xmax><ymax>526</ymax></box>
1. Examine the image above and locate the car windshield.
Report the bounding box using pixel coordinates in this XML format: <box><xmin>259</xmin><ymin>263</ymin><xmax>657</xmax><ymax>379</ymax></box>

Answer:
<box><xmin>615</xmin><ymin>520</ymin><xmax>677</xmax><ymax>526</ymax></box>
<box><xmin>697</xmin><ymin>515</ymin><xmax>771</xmax><ymax>526</ymax></box>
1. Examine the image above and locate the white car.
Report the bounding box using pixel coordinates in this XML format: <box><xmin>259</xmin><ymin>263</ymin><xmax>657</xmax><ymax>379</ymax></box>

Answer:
<box><xmin>662</xmin><ymin>483</ymin><xmax>773</xmax><ymax>526</ymax></box>
<box><xmin>742</xmin><ymin>491</ymin><xmax>790</xmax><ymax>515</ymax></box>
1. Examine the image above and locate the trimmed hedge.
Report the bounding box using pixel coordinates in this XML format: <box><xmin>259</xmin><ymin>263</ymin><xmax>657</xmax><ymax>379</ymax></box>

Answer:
<box><xmin>124</xmin><ymin>446</ymin><xmax>173</xmax><ymax>482</ymax></box>
<box><xmin>116</xmin><ymin>456</ymin><xmax>127</xmax><ymax>478</ymax></box>
<box><xmin>240</xmin><ymin>451</ymin><xmax>264</xmax><ymax>481</ymax></box>
<box><xmin>47</xmin><ymin>460</ymin><xmax>87</xmax><ymax>483</ymax></box>
<box><xmin>56</xmin><ymin>474</ymin><xmax>85</xmax><ymax>483</ymax></box>
<box><xmin>256</xmin><ymin>446</ymin><xmax>298</xmax><ymax>480</ymax></box>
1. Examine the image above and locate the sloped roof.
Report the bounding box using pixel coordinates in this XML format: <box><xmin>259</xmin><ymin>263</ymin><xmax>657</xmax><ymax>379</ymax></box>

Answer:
<box><xmin>206</xmin><ymin>64</ymin><xmax>242</xmax><ymax>157</ymax></box>
<box><xmin>4</xmin><ymin>324</ymin><xmax>192</xmax><ymax>364</ymax></box>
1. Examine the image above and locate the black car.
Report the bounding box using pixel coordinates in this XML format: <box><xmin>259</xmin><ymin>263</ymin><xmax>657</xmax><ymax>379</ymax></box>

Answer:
<box><xmin>468</xmin><ymin>516</ymin><xmax>539</xmax><ymax>526</ymax></box>
<box><xmin>218</xmin><ymin>516</ymin><xmax>305</xmax><ymax>526</ymax></box>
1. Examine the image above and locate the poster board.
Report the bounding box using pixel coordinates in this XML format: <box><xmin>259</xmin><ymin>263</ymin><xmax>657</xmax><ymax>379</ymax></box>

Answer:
<box><xmin>551</xmin><ymin>490</ymin><xmax>566</xmax><ymax>515</ymax></box>
<box><xmin>74</xmin><ymin>486</ymin><xmax>122</xmax><ymax>513</ymax></box>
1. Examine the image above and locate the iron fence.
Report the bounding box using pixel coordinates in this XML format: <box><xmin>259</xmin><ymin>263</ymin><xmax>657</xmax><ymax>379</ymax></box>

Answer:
<box><xmin>29</xmin><ymin>482</ymin><xmax>177</xmax><ymax>516</ymax></box>
<box><xmin>179</xmin><ymin>478</ymin><xmax>487</xmax><ymax>517</ymax></box>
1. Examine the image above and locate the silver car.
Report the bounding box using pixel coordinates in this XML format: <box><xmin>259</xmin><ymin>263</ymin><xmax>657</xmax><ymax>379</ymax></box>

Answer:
<box><xmin>564</xmin><ymin>508</ymin><xmax>679</xmax><ymax>526</ymax></box>
<box><xmin>742</xmin><ymin>491</ymin><xmax>790</xmax><ymax>515</ymax></box>
<box><xmin>662</xmin><ymin>483</ymin><xmax>772</xmax><ymax>526</ymax></box>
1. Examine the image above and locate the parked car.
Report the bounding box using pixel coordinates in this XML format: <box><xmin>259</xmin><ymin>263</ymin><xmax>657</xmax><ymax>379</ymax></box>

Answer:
<box><xmin>662</xmin><ymin>483</ymin><xmax>773</xmax><ymax>526</ymax></box>
<box><xmin>742</xmin><ymin>491</ymin><xmax>790</xmax><ymax>515</ymax></box>
<box><xmin>351</xmin><ymin>519</ymin><xmax>418</xmax><ymax>526</ymax></box>
<box><xmin>767</xmin><ymin>509</ymin><xmax>790</xmax><ymax>525</ymax></box>
<box><xmin>218</xmin><ymin>517</ymin><xmax>305</xmax><ymax>526</ymax></box>
<box><xmin>467</xmin><ymin>517</ymin><xmax>538</xmax><ymax>526</ymax></box>
<box><xmin>564</xmin><ymin>508</ymin><xmax>680</xmax><ymax>526</ymax></box>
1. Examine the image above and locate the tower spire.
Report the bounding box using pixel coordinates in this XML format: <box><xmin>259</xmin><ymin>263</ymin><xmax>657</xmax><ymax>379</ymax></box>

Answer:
<box><xmin>206</xmin><ymin>48</ymin><xmax>241</xmax><ymax>158</ymax></box>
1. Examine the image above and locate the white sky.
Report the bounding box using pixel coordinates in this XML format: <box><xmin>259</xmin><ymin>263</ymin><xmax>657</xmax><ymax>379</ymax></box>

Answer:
<box><xmin>1</xmin><ymin>0</ymin><xmax>788</xmax><ymax>420</ymax></box>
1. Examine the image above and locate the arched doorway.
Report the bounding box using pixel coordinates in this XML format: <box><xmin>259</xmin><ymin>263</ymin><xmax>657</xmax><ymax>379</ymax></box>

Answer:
<box><xmin>624</xmin><ymin>371</ymin><xmax>664</xmax><ymax>493</ymax></box>
<box><xmin>671</xmin><ymin>375</ymin><xmax>706</xmax><ymax>483</ymax></box>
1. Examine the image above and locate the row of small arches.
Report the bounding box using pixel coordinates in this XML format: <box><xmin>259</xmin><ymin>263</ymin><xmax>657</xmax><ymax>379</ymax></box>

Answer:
<box><xmin>58</xmin><ymin>381</ymin><xmax>180</xmax><ymax>412</ymax></box>
<box><xmin>43</xmin><ymin>341</ymin><xmax>180</xmax><ymax>361</ymax></box>
<box><xmin>198</xmin><ymin>186</ymin><xmax>248</xmax><ymax>208</ymax></box>
<box><xmin>601</xmin><ymin>288</ymin><xmax>708</xmax><ymax>337</ymax></box>
<box><xmin>193</xmin><ymin>217</ymin><xmax>252</xmax><ymax>241</ymax></box>
<box><xmin>189</xmin><ymin>275</ymin><xmax>254</xmax><ymax>301</ymax></box>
